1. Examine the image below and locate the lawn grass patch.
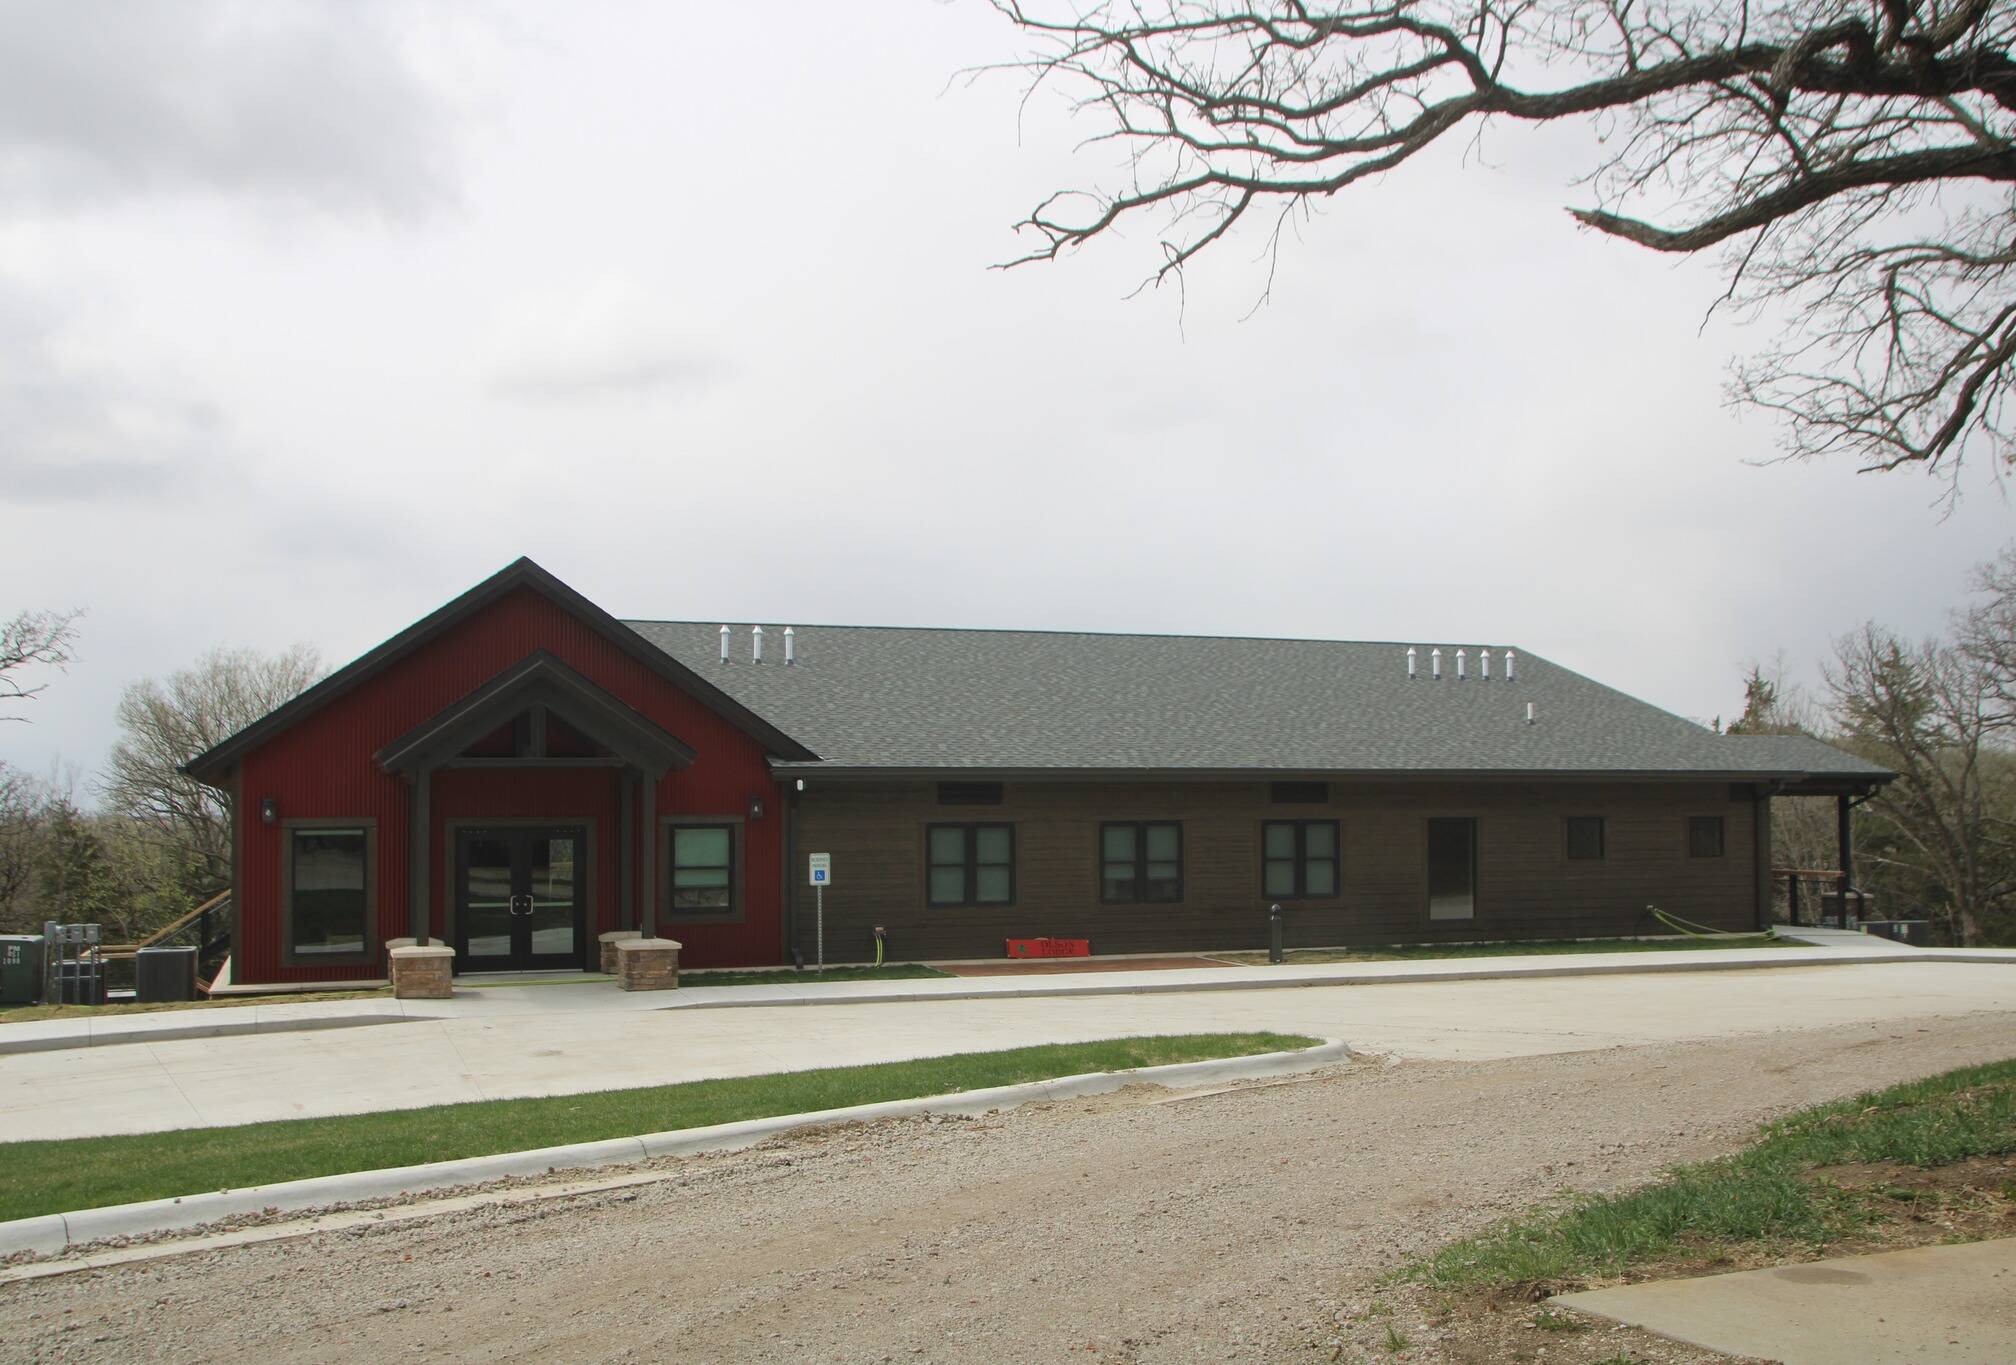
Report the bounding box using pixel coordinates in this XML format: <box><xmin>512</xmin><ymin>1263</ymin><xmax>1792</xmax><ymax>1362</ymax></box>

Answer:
<box><xmin>0</xmin><ymin>1031</ymin><xmax>1315</xmax><ymax>1223</ymax></box>
<box><xmin>1415</xmin><ymin>1057</ymin><xmax>2016</xmax><ymax>1293</ymax></box>
<box><xmin>1218</xmin><ymin>936</ymin><xmax>1801</xmax><ymax>965</ymax></box>
<box><xmin>0</xmin><ymin>989</ymin><xmax>389</xmax><ymax>1024</ymax></box>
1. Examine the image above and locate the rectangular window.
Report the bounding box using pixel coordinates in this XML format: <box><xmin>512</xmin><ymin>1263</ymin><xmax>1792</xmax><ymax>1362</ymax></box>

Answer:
<box><xmin>1565</xmin><ymin>816</ymin><xmax>1606</xmax><ymax>861</ymax></box>
<box><xmin>1427</xmin><ymin>817</ymin><xmax>1477</xmax><ymax>921</ymax></box>
<box><xmin>1261</xmin><ymin>820</ymin><xmax>1340</xmax><ymax>900</ymax></box>
<box><xmin>1688</xmin><ymin>815</ymin><xmax>1726</xmax><ymax>859</ymax></box>
<box><xmin>927</xmin><ymin>823</ymin><xmax>1014</xmax><ymax>906</ymax></box>
<box><xmin>937</xmin><ymin>781</ymin><xmax>1004</xmax><ymax>806</ymax></box>
<box><xmin>1269</xmin><ymin>781</ymin><xmax>1329</xmax><ymax>804</ymax></box>
<box><xmin>289</xmin><ymin>827</ymin><xmax>369</xmax><ymax>957</ymax></box>
<box><xmin>670</xmin><ymin>825</ymin><xmax>735</xmax><ymax>911</ymax></box>
<box><xmin>1100</xmin><ymin>822</ymin><xmax>1183</xmax><ymax>904</ymax></box>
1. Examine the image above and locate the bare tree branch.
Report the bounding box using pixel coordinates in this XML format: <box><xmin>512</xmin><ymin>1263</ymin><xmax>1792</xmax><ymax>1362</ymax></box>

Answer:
<box><xmin>985</xmin><ymin>0</ymin><xmax>2016</xmax><ymax>479</ymax></box>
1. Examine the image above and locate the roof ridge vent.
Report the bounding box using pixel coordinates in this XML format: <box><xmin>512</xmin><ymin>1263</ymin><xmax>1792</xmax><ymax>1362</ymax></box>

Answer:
<box><xmin>1505</xmin><ymin>649</ymin><xmax>1516</xmax><ymax>683</ymax></box>
<box><xmin>718</xmin><ymin>624</ymin><xmax>730</xmax><ymax>665</ymax></box>
<box><xmin>1430</xmin><ymin>647</ymin><xmax>1442</xmax><ymax>680</ymax></box>
<box><xmin>784</xmin><ymin>626</ymin><xmax>796</xmax><ymax>666</ymax></box>
<box><xmin>1406</xmin><ymin>646</ymin><xmax>1417</xmax><ymax>679</ymax></box>
<box><xmin>752</xmin><ymin>624</ymin><xmax>764</xmax><ymax>665</ymax></box>
<box><xmin>1480</xmin><ymin>648</ymin><xmax>1491</xmax><ymax>680</ymax></box>
<box><xmin>1456</xmin><ymin>648</ymin><xmax>1467</xmax><ymax>681</ymax></box>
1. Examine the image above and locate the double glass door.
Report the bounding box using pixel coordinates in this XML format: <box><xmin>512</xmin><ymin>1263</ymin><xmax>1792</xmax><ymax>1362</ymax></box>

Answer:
<box><xmin>455</xmin><ymin>826</ymin><xmax>586</xmax><ymax>971</ymax></box>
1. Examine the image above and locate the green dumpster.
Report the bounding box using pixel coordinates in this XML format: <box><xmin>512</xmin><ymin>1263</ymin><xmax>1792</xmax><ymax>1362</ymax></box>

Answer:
<box><xmin>0</xmin><ymin>934</ymin><xmax>42</xmax><ymax>1005</ymax></box>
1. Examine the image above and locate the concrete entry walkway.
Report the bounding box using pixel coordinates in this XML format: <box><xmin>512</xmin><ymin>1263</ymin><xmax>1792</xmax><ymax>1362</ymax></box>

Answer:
<box><xmin>1555</xmin><ymin>1236</ymin><xmax>2016</xmax><ymax>1363</ymax></box>
<box><xmin>5</xmin><ymin>960</ymin><xmax>2015</xmax><ymax>1141</ymax></box>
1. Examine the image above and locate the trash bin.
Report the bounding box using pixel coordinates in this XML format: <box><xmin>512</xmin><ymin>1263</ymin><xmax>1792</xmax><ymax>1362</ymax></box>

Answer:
<box><xmin>135</xmin><ymin>946</ymin><xmax>198</xmax><ymax>1003</ymax></box>
<box><xmin>1861</xmin><ymin>920</ymin><xmax>1930</xmax><ymax>944</ymax></box>
<box><xmin>0</xmin><ymin>935</ymin><xmax>42</xmax><ymax>1004</ymax></box>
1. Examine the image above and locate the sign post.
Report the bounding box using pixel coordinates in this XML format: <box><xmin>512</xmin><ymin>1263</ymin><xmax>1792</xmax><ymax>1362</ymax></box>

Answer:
<box><xmin>808</xmin><ymin>854</ymin><xmax>832</xmax><ymax>974</ymax></box>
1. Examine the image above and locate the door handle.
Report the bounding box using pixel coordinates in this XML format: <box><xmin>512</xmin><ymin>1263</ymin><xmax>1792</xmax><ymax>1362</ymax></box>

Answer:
<box><xmin>509</xmin><ymin>894</ymin><xmax>532</xmax><ymax>917</ymax></box>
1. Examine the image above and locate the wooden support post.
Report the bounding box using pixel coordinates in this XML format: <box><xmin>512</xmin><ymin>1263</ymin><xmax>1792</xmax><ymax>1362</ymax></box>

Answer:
<box><xmin>410</xmin><ymin>769</ymin><xmax>432</xmax><ymax>947</ymax></box>
<box><xmin>1836</xmin><ymin>793</ymin><xmax>1854</xmax><ymax>928</ymax></box>
<box><xmin>639</xmin><ymin>774</ymin><xmax>657</xmax><ymax>939</ymax></box>
<box><xmin>619</xmin><ymin>771</ymin><xmax>635</xmax><ymax>933</ymax></box>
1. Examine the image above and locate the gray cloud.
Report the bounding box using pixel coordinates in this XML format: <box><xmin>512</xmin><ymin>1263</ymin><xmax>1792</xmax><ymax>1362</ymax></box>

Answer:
<box><xmin>0</xmin><ymin>1</ymin><xmax>456</xmax><ymax>215</ymax></box>
<box><xmin>0</xmin><ymin>289</ymin><xmax>230</xmax><ymax>505</ymax></box>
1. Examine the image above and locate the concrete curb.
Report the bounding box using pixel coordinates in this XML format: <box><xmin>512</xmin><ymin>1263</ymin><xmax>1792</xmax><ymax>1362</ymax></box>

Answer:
<box><xmin>0</xmin><ymin>1008</ymin><xmax>408</xmax><ymax>1056</ymax></box>
<box><xmin>0</xmin><ymin>1038</ymin><xmax>1349</xmax><ymax>1259</ymax></box>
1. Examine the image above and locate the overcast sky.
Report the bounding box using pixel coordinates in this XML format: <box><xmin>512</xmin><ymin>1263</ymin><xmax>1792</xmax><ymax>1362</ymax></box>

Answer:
<box><xmin>3</xmin><ymin>0</ymin><xmax>2010</xmax><ymax>790</ymax></box>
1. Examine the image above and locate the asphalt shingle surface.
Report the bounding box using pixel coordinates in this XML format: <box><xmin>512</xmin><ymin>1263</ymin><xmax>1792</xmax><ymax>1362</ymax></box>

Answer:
<box><xmin>624</xmin><ymin>622</ymin><xmax>1888</xmax><ymax>780</ymax></box>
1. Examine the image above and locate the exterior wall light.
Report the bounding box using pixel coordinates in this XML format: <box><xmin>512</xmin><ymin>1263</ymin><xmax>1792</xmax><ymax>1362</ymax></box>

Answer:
<box><xmin>747</xmin><ymin>795</ymin><xmax>766</xmax><ymax>820</ymax></box>
<box><xmin>260</xmin><ymin>796</ymin><xmax>279</xmax><ymax>825</ymax></box>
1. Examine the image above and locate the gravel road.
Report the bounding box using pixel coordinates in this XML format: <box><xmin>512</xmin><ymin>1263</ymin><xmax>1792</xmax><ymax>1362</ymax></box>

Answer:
<box><xmin>8</xmin><ymin>1011</ymin><xmax>2014</xmax><ymax>1363</ymax></box>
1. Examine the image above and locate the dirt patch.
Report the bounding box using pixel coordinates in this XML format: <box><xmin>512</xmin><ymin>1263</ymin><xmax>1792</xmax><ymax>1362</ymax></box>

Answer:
<box><xmin>6</xmin><ymin>1015</ymin><xmax>2015</xmax><ymax>1363</ymax></box>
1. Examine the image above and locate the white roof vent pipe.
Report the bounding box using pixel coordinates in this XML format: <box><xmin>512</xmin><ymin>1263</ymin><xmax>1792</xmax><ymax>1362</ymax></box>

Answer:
<box><xmin>1525</xmin><ymin>701</ymin><xmax>1536</xmax><ymax>725</ymax></box>
<box><xmin>718</xmin><ymin>625</ymin><xmax>730</xmax><ymax>664</ymax></box>
<box><xmin>752</xmin><ymin>624</ymin><xmax>764</xmax><ymax>665</ymax></box>
<box><xmin>1505</xmin><ymin>649</ymin><xmax>1517</xmax><ymax>682</ymax></box>
<box><xmin>1406</xmin><ymin>646</ymin><xmax>1417</xmax><ymax>679</ymax></box>
<box><xmin>1456</xmin><ymin>648</ymin><xmax>1467</xmax><ymax>680</ymax></box>
<box><xmin>1480</xmin><ymin>648</ymin><xmax>1491</xmax><ymax>680</ymax></box>
<box><xmin>1430</xmin><ymin>647</ymin><xmax>1442</xmax><ymax>680</ymax></box>
<box><xmin>784</xmin><ymin>626</ymin><xmax>796</xmax><ymax>666</ymax></box>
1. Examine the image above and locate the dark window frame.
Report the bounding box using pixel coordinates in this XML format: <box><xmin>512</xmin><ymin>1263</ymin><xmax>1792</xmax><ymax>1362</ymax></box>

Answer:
<box><xmin>1687</xmin><ymin>815</ymin><xmax>1727</xmax><ymax>859</ymax></box>
<box><xmin>1564</xmin><ymin>815</ymin><xmax>1606</xmax><ymax>862</ymax></box>
<box><xmin>280</xmin><ymin>817</ymin><xmax>378</xmax><ymax>968</ymax></box>
<box><xmin>1099</xmin><ymin>821</ymin><xmax>1185</xmax><ymax>905</ymax></box>
<box><xmin>1260</xmin><ymin>819</ymin><xmax>1342</xmax><ymax>901</ymax></box>
<box><xmin>926</xmin><ymin>822</ymin><xmax>1016</xmax><ymax>908</ymax></box>
<box><xmin>657</xmin><ymin>816</ymin><xmax>748</xmax><ymax>925</ymax></box>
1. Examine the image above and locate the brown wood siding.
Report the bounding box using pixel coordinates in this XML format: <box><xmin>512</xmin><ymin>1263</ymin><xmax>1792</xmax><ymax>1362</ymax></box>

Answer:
<box><xmin>790</xmin><ymin>780</ymin><xmax>1763</xmax><ymax>963</ymax></box>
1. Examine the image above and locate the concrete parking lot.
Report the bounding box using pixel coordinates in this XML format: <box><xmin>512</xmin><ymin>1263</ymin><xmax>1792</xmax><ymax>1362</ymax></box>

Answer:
<box><xmin>5</xmin><ymin>959</ymin><xmax>2014</xmax><ymax>1141</ymax></box>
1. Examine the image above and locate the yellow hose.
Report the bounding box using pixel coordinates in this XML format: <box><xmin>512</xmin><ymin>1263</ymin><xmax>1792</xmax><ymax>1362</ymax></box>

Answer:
<box><xmin>1649</xmin><ymin>905</ymin><xmax>1778</xmax><ymax>941</ymax></box>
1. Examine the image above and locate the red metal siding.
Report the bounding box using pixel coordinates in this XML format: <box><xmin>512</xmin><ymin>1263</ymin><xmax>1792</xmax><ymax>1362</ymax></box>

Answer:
<box><xmin>234</xmin><ymin>587</ymin><xmax>785</xmax><ymax>982</ymax></box>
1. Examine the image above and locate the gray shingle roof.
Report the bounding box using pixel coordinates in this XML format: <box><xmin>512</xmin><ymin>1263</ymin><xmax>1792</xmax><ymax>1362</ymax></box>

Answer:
<box><xmin>623</xmin><ymin>621</ymin><xmax>1890</xmax><ymax>784</ymax></box>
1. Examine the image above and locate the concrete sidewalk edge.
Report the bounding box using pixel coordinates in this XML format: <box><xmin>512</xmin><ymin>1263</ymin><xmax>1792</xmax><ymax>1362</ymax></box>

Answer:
<box><xmin>0</xmin><ymin>1038</ymin><xmax>1350</xmax><ymax>1259</ymax></box>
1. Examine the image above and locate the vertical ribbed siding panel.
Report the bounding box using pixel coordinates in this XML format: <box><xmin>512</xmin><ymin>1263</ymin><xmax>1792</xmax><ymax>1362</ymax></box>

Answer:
<box><xmin>234</xmin><ymin>588</ymin><xmax>788</xmax><ymax>983</ymax></box>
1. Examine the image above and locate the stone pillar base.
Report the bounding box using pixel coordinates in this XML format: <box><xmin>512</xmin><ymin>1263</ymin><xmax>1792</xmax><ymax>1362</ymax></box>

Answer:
<box><xmin>389</xmin><ymin>944</ymin><xmax>455</xmax><ymax>999</ymax></box>
<box><xmin>615</xmin><ymin>937</ymin><xmax>681</xmax><ymax>991</ymax></box>
<box><xmin>598</xmin><ymin>929</ymin><xmax>642</xmax><ymax>975</ymax></box>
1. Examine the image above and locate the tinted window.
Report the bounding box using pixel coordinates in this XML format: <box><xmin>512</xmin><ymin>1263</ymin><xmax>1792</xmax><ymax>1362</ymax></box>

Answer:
<box><xmin>1101</xmin><ymin>822</ymin><xmax>1183</xmax><ymax>904</ymax></box>
<box><xmin>291</xmin><ymin>828</ymin><xmax>367</xmax><ymax>956</ymax></box>
<box><xmin>671</xmin><ymin>825</ymin><xmax>734</xmax><ymax>911</ymax></box>
<box><xmin>1688</xmin><ymin>816</ymin><xmax>1726</xmax><ymax>858</ymax></box>
<box><xmin>928</xmin><ymin>824</ymin><xmax>1014</xmax><ymax>906</ymax></box>
<box><xmin>1261</xmin><ymin>820</ymin><xmax>1340</xmax><ymax>900</ymax></box>
<box><xmin>1566</xmin><ymin>816</ymin><xmax>1605</xmax><ymax>861</ymax></box>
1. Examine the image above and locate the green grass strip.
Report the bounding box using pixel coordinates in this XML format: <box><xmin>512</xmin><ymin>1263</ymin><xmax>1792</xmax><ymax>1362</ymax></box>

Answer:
<box><xmin>1416</xmin><ymin>1057</ymin><xmax>2016</xmax><ymax>1290</ymax></box>
<box><xmin>0</xmin><ymin>1032</ymin><xmax>1314</xmax><ymax>1223</ymax></box>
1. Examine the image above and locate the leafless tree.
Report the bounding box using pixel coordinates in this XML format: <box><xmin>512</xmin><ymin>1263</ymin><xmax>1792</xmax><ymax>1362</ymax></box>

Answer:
<box><xmin>100</xmin><ymin>645</ymin><xmax>322</xmax><ymax>892</ymax></box>
<box><xmin>1726</xmin><ymin>658</ymin><xmax>1839</xmax><ymax>878</ymax></box>
<box><xmin>987</xmin><ymin>1</ymin><xmax>2016</xmax><ymax>479</ymax></box>
<box><xmin>1826</xmin><ymin>621</ymin><xmax>2016</xmax><ymax>941</ymax></box>
<box><xmin>0</xmin><ymin>608</ymin><xmax>81</xmax><ymax>714</ymax></box>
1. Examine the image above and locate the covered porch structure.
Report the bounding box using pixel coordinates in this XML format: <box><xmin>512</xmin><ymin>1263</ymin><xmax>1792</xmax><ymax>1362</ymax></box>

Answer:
<box><xmin>374</xmin><ymin>651</ymin><xmax>694</xmax><ymax>994</ymax></box>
